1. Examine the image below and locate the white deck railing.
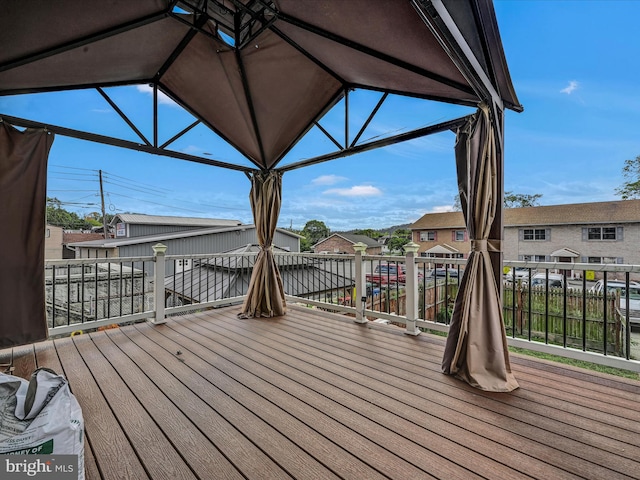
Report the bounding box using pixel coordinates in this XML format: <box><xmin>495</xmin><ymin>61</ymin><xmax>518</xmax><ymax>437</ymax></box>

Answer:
<box><xmin>45</xmin><ymin>248</ymin><xmax>640</xmax><ymax>372</ymax></box>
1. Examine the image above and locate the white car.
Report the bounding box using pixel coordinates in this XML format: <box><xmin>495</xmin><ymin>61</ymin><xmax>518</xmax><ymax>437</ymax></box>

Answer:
<box><xmin>589</xmin><ymin>279</ymin><xmax>640</xmax><ymax>326</ymax></box>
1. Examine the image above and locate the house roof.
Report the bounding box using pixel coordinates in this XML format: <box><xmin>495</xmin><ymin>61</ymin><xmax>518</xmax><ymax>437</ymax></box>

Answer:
<box><xmin>410</xmin><ymin>211</ymin><xmax>466</xmax><ymax>230</ymax></box>
<box><xmin>410</xmin><ymin>200</ymin><xmax>640</xmax><ymax>230</ymax></box>
<box><xmin>424</xmin><ymin>243</ymin><xmax>459</xmax><ymax>254</ymax></box>
<box><xmin>550</xmin><ymin>247</ymin><xmax>580</xmax><ymax>258</ymax></box>
<box><xmin>110</xmin><ymin>213</ymin><xmax>242</xmax><ymax>227</ymax></box>
<box><xmin>67</xmin><ymin>225</ymin><xmax>300</xmax><ymax>248</ymax></box>
<box><xmin>316</xmin><ymin>233</ymin><xmax>380</xmax><ymax>248</ymax></box>
<box><xmin>0</xmin><ymin>0</ymin><xmax>520</xmax><ymax>171</ymax></box>
<box><xmin>502</xmin><ymin>199</ymin><xmax>640</xmax><ymax>226</ymax></box>
<box><xmin>166</xmin><ymin>252</ymin><xmax>354</xmax><ymax>302</ymax></box>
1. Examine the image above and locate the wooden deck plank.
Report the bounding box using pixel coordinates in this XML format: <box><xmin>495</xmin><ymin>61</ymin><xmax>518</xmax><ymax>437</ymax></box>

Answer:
<box><xmin>208</xmin><ymin>310</ymin><xmax>593</xmax><ymax>480</ymax></box>
<box><xmin>285</xmin><ymin>308</ymin><xmax>640</xmax><ymax>445</ymax></box>
<box><xmin>123</xmin><ymin>323</ymin><xmax>397</xmax><ymax>480</ymax></box>
<box><xmin>4</xmin><ymin>304</ymin><xmax>638</xmax><ymax>480</ymax></box>
<box><xmin>10</xmin><ymin>343</ymin><xmax>36</xmax><ymax>380</ymax></box>
<box><xmin>153</xmin><ymin>320</ymin><xmax>447</xmax><ymax>480</ymax></box>
<box><xmin>54</xmin><ymin>336</ymin><xmax>150</xmax><ymax>480</ymax></box>
<box><xmin>106</xmin><ymin>326</ymin><xmax>290</xmax><ymax>480</ymax></box>
<box><xmin>227</xmin><ymin>309</ymin><xmax>639</xmax><ymax>478</ymax></box>
<box><xmin>127</xmin><ymin>322</ymin><xmax>348</xmax><ymax>480</ymax></box>
<box><xmin>94</xmin><ymin>329</ymin><xmax>245</xmax><ymax>480</ymax></box>
<box><xmin>74</xmin><ymin>333</ymin><xmax>198</xmax><ymax>480</ymax></box>
<box><xmin>34</xmin><ymin>340</ymin><xmax>102</xmax><ymax>480</ymax></box>
<box><xmin>169</xmin><ymin>314</ymin><xmax>520</xmax><ymax>480</ymax></box>
<box><xmin>282</xmin><ymin>310</ymin><xmax>640</xmax><ymax>459</ymax></box>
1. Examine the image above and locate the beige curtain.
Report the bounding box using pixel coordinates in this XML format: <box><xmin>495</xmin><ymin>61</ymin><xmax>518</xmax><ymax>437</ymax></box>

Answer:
<box><xmin>239</xmin><ymin>170</ymin><xmax>286</xmax><ymax>317</ymax></box>
<box><xmin>0</xmin><ymin>121</ymin><xmax>54</xmax><ymax>347</ymax></box>
<box><xmin>442</xmin><ymin>105</ymin><xmax>519</xmax><ymax>392</ymax></box>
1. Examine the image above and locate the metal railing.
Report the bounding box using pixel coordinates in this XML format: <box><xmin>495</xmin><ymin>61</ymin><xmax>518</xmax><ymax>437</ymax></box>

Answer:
<box><xmin>46</xmin><ymin>256</ymin><xmax>156</xmax><ymax>336</ymax></box>
<box><xmin>45</xmin><ymin>249</ymin><xmax>640</xmax><ymax>372</ymax></box>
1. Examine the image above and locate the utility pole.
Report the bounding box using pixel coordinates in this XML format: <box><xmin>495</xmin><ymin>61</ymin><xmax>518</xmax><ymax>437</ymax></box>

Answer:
<box><xmin>99</xmin><ymin>170</ymin><xmax>108</xmax><ymax>239</ymax></box>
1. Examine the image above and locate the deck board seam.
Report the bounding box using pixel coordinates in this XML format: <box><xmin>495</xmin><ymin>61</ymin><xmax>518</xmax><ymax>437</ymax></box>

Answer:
<box><xmin>204</xmin><ymin>312</ymin><xmax>640</xmax><ymax>476</ymax></box>
<box><xmin>171</xmin><ymin>312</ymin><xmax>592</xmax><ymax>480</ymax></box>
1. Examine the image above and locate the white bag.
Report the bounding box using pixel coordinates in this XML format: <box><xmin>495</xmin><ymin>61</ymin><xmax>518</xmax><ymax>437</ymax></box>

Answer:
<box><xmin>0</xmin><ymin>368</ymin><xmax>84</xmax><ymax>479</ymax></box>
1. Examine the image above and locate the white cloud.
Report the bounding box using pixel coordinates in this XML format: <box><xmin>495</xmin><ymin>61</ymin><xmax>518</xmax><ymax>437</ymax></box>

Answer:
<box><xmin>431</xmin><ymin>205</ymin><xmax>456</xmax><ymax>213</ymax></box>
<box><xmin>560</xmin><ymin>80</ymin><xmax>579</xmax><ymax>95</ymax></box>
<box><xmin>135</xmin><ymin>85</ymin><xmax>177</xmax><ymax>106</ymax></box>
<box><xmin>91</xmin><ymin>108</ymin><xmax>112</xmax><ymax>114</ymax></box>
<box><xmin>311</xmin><ymin>174</ymin><xmax>347</xmax><ymax>186</ymax></box>
<box><xmin>181</xmin><ymin>145</ymin><xmax>204</xmax><ymax>155</ymax></box>
<box><xmin>323</xmin><ymin>185</ymin><xmax>382</xmax><ymax>197</ymax></box>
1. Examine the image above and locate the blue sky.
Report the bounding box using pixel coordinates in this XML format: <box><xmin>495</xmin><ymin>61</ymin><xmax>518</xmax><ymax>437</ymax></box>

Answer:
<box><xmin>1</xmin><ymin>1</ymin><xmax>639</xmax><ymax>232</ymax></box>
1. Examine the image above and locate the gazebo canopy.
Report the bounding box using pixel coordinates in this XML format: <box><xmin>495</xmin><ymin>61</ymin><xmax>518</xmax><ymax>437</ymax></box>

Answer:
<box><xmin>1</xmin><ymin>0</ymin><xmax>523</xmax><ymax>391</ymax></box>
<box><xmin>0</xmin><ymin>0</ymin><xmax>521</xmax><ymax>170</ymax></box>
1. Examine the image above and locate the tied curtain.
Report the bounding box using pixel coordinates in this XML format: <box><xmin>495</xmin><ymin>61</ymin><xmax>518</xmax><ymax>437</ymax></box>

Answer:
<box><xmin>0</xmin><ymin>121</ymin><xmax>54</xmax><ymax>347</ymax></box>
<box><xmin>442</xmin><ymin>105</ymin><xmax>519</xmax><ymax>392</ymax></box>
<box><xmin>239</xmin><ymin>170</ymin><xmax>286</xmax><ymax>318</ymax></box>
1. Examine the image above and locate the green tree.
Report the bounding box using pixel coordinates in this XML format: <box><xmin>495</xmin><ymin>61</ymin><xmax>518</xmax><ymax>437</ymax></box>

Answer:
<box><xmin>46</xmin><ymin>197</ymin><xmax>91</xmax><ymax>229</ymax></box>
<box><xmin>387</xmin><ymin>228</ymin><xmax>411</xmax><ymax>253</ymax></box>
<box><xmin>504</xmin><ymin>191</ymin><xmax>542</xmax><ymax>208</ymax></box>
<box><xmin>615</xmin><ymin>155</ymin><xmax>640</xmax><ymax>199</ymax></box>
<box><xmin>353</xmin><ymin>228</ymin><xmax>382</xmax><ymax>240</ymax></box>
<box><xmin>301</xmin><ymin>220</ymin><xmax>330</xmax><ymax>249</ymax></box>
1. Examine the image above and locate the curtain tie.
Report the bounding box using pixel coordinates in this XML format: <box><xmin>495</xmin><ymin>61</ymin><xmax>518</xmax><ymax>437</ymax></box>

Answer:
<box><xmin>471</xmin><ymin>239</ymin><xmax>501</xmax><ymax>252</ymax></box>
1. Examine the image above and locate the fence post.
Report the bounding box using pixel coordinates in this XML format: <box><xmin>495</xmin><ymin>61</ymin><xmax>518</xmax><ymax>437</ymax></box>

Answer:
<box><xmin>353</xmin><ymin>242</ymin><xmax>368</xmax><ymax>324</ymax></box>
<box><xmin>404</xmin><ymin>242</ymin><xmax>421</xmax><ymax>336</ymax></box>
<box><xmin>151</xmin><ymin>243</ymin><xmax>167</xmax><ymax>325</ymax></box>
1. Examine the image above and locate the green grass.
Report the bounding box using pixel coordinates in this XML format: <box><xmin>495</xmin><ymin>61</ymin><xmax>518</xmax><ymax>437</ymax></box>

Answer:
<box><xmin>508</xmin><ymin>346</ymin><xmax>640</xmax><ymax>380</ymax></box>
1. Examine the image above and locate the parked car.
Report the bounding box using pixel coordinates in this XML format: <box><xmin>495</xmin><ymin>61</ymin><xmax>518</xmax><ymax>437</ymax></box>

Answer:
<box><xmin>504</xmin><ymin>267</ymin><xmax>530</xmax><ymax>282</ymax></box>
<box><xmin>589</xmin><ymin>279</ymin><xmax>640</xmax><ymax>326</ymax></box>
<box><xmin>366</xmin><ymin>263</ymin><xmax>423</xmax><ymax>285</ymax></box>
<box><xmin>588</xmin><ymin>279</ymin><xmax>640</xmax><ymax>295</ymax></box>
<box><xmin>432</xmin><ymin>268</ymin><xmax>461</xmax><ymax>278</ymax></box>
<box><xmin>529</xmin><ymin>272</ymin><xmax>564</xmax><ymax>289</ymax></box>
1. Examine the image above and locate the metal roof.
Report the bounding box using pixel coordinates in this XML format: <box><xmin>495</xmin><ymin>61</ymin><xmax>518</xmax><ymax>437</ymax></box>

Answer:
<box><xmin>67</xmin><ymin>225</ymin><xmax>300</xmax><ymax>247</ymax></box>
<box><xmin>110</xmin><ymin>213</ymin><xmax>242</xmax><ymax>227</ymax></box>
<box><xmin>166</xmin><ymin>255</ymin><xmax>354</xmax><ymax>302</ymax></box>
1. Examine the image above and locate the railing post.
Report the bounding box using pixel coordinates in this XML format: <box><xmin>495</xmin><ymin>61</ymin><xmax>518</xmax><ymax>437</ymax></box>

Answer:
<box><xmin>151</xmin><ymin>243</ymin><xmax>167</xmax><ymax>325</ymax></box>
<box><xmin>404</xmin><ymin>242</ymin><xmax>421</xmax><ymax>336</ymax></box>
<box><xmin>353</xmin><ymin>242</ymin><xmax>368</xmax><ymax>324</ymax></box>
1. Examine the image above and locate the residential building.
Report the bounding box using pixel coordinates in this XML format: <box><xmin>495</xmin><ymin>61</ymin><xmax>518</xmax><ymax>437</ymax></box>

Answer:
<box><xmin>68</xmin><ymin>223</ymin><xmax>301</xmax><ymax>275</ymax></box>
<box><xmin>44</xmin><ymin>225</ymin><xmax>64</xmax><ymax>259</ymax></box>
<box><xmin>411</xmin><ymin>212</ymin><xmax>469</xmax><ymax>262</ymax></box>
<box><xmin>313</xmin><ymin>233</ymin><xmax>382</xmax><ymax>255</ymax></box>
<box><xmin>410</xmin><ymin>199</ymin><xmax>640</xmax><ymax>278</ymax></box>
<box><xmin>45</xmin><ymin>226</ymin><xmax>106</xmax><ymax>259</ymax></box>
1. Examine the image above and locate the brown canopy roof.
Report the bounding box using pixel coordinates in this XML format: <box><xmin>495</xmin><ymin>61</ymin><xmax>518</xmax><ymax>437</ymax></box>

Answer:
<box><xmin>0</xmin><ymin>0</ymin><xmax>521</xmax><ymax>171</ymax></box>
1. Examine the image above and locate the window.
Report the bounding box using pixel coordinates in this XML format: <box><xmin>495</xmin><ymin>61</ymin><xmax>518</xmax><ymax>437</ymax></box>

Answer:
<box><xmin>420</xmin><ymin>231</ymin><xmax>436</xmax><ymax>242</ymax></box>
<box><xmin>587</xmin><ymin>227</ymin><xmax>617</xmax><ymax>240</ymax></box>
<box><xmin>453</xmin><ymin>230</ymin><xmax>466</xmax><ymax>242</ymax></box>
<box><xmin>523</xmin><ymin>255</ymin><xmax>546</xmax><ymax>262</ymax></box>
<box><xmin>588</xmin><ymin>256</ymin><xmax>621</xmax><ymax>264</ymax></box>
<box><xmin>523</xmin><ymin>228</ymin><xmax>546</xmax><ymax>241</ymax></box>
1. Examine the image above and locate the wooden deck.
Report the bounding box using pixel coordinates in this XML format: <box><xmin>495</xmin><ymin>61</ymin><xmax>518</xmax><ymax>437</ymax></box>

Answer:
<box><xmin>2</xmin><ymin>305</ymin><xmax>639</xmax><ymax>479</ymax></box>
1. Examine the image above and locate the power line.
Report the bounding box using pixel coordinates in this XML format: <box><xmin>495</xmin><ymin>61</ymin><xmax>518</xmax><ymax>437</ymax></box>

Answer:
<box><xmin>49</xmin><ymin>164</ymin><xmax>98</xmax><ymax>173</ymax></box>
<box><xmin>106</xmin><ymin>192</ymin><xmax>207</xmax><ymax>214</ymax></box>
<box><xmin>102</xmin><ymin>171</ymin><xmax>165</xmax><ymax>193</ymax></box>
